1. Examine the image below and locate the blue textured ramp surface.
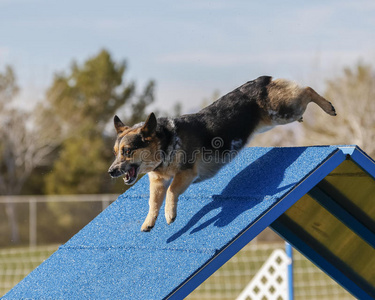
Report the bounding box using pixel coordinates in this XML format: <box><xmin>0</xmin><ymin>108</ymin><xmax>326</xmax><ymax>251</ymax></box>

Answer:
<box><xmin>4</xmin><ymin>146</ymin><xmax>341</xmax><ymax>299</ymax></box>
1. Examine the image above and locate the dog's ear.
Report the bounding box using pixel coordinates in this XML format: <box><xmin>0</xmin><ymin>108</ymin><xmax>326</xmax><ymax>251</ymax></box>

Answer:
<box><xmin>141</xmin><ymin>112</ymin><xmax>157</xmax><ymax>138</ymax></box>
<box><xmin>114</xmin><ymin>115</ymin><xmax>128</xmax><ymax>134</ymax></box>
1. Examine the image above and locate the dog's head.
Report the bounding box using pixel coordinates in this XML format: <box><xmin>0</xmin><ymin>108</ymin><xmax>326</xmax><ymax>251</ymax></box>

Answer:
<box><xmin>108</xmin><ymin>113</ymin><xmax>161</xmax><ymax>185</ymax></box>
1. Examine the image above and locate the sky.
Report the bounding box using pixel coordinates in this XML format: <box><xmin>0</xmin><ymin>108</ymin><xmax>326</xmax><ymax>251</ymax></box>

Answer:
<box><xmin>1</xmin><ymin>0</ymin><xmax>375</xmax><ymax>114</ymax></box>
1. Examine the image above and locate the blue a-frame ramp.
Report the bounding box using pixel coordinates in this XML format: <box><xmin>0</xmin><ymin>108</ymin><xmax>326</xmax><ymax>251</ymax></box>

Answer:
<box><xmin>3</xmin><ymin>146</ymin><xmax>375</xmax><ymax>299</ymax></box>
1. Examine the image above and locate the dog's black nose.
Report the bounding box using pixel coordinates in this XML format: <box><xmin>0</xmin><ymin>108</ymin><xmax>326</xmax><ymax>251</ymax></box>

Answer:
<box><xmin>108</xmin><ymin>168</ymin><xmax>121</xmax><ymax>178</ymax></box>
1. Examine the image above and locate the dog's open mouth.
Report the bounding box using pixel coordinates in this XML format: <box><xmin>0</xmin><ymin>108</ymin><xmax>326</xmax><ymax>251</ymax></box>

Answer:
<box><xmin>123</xmin><ymin>165</ymin><xmax>139</xmax><ymax>185</ymax></box>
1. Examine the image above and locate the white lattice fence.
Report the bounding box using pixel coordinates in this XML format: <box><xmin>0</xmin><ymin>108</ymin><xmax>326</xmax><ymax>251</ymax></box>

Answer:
<box><xmin>236</xmin><ymin>249</ymin><xmax>289</xmax><ymax>300</ymax></box>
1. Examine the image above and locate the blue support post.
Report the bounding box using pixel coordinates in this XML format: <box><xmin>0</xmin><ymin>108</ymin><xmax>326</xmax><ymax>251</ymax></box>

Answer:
<box><xmin>285</xmin><ymin>242</ymin><xmax>294</xmax><ymax>300</ymax></box>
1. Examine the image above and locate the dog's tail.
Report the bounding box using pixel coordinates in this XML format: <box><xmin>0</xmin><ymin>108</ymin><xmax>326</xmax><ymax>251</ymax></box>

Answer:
<box><xmin>306</xmin><ymin>87</ymin><xmax>336</xmax><ymax>116</ymax></box>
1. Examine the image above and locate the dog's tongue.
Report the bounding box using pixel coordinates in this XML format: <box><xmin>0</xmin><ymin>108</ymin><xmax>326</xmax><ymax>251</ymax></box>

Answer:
<box><xmin>128</xmin><ymin>166</ymin><xmax>135</xmax><ymax>178</ymax></box>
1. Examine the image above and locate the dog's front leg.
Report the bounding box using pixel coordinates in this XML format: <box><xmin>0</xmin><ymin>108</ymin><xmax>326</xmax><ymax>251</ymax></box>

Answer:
<box><xmin>165</xmin><ymin>168</ymin><xmax>197</xmax><ymax>224</ymax></box>
<box><xmin>141</xmin><ymin>172</ymin><xmax>170</xmax><ymax>232</ymax></box>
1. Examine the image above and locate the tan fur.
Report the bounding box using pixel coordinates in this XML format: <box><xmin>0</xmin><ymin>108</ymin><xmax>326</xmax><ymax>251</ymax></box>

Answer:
<box><xmin>165</xmin><ymin>166</ymin><xmax>198</xmax><ymax>225</ymax></box>
<box><xmin>267</xmin><ymin>79</ymin><xmax>302</xmax><ymax>108</ymax></box>
<box><xmin>114</xmin><ymin>129</ymin><xmax>140</xmax><ymax>155</ymax></box>
<box><xmin>256</xmin><ymin>78</ymin><xmax>336</xmax><ymax>134</ymax></box>
<box><xmin>266</xmin><ymin>79</ymin><xmax>335</xmax><ymax>116</ymax></box>
<box><xmin>141</xmin><ymin>172</ymin><xmax>170</xmax><ymax>231</ymax></box>
<box><xmin>139</xmin><ymin>163</ymin><xmax>198</xmax><ymax>231</ymax></box>
<box><xmin>305</xmin><ymin>87</ymin><xmax>336</xmax><ymax>115</ymax></box>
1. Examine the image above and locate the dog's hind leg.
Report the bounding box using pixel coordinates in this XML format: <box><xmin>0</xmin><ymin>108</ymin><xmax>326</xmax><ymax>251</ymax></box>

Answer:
<box><xmin>141</xmin><ymin>172</ymin><xmax>171</xmax><ymax>232</ymax></box>
<box><xmin>165</xmin><ymin>168</ymin><xmax>198</xmax><ymax>224</ymax></box>
<box><xmin>305</xmin><ymin>87</ymin><xmax>336</xmax><ymax>116</ymax></box>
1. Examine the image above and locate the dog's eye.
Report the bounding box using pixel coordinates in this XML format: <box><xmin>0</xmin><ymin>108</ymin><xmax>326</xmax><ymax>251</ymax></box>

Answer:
<box><xmin>122</xmin><ymin>148</ymin><xmax>132</xmax><ymax>157</ymax></box>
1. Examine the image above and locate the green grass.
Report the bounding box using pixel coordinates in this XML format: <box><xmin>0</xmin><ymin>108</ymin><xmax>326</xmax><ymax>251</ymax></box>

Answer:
<box><xmin>0</xmin><ymin>245</ymin><xmax>59</xmax><ymax>297</ymax></box>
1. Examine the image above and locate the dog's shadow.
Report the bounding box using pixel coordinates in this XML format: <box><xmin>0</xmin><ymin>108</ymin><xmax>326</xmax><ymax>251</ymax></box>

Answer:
<box><xmin>167</xmin><ymin>147</ymin><xmax>306</xmax><ymax>243</ymax></box>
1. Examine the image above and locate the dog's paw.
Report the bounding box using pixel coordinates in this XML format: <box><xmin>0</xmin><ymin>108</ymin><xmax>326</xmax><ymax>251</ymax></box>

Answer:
<box><xmin>329</xmin><ymin>102</ymin><xmax>337</xmax><ymax>116</ymax></box>
<box><xmin>141</xmin><ymin>217</ymin><xmax>156</xmax><ymax>232</ymax></box>
<box><xmin>141</xmin><ymin>224</ymin><xmax>154</xmax><ymax>232</ymax></box>
<box><xmin>165</xmin><ymin>210</ymin><xmax>176</xmax><ymax>225</ymax></box>
<box><xmin>141</xmin><ymin>223</ymin><xmax>154</xmax><ymax>232</ymax></box>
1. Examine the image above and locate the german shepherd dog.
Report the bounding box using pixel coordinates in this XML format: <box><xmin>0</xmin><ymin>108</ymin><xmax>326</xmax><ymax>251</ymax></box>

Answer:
<box><xmin>108</xmin><ymin>76</ymin><xmax>336</xmax><ymax>231</ymax></box>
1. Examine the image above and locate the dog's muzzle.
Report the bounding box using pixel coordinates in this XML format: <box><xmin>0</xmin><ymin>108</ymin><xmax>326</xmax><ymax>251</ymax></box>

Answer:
<box><xmin>108</xmin><ymin>166</ymin><xmax>123</xmax><ymax>178</ymax></box>
<box><xmin>108</xmin><ymin>163</ymin><xmax>140</xmax><ymax>185</ymax></box>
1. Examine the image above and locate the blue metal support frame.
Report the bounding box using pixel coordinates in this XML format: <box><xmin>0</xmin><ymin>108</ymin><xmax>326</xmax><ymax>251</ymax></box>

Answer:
<box><xmin>271</xmin><ymin>218</ymin><xmax>374</xmax><ymax>300</ymax></box>
<box><xmin>308</xmin><ymin>187</ymin><xmax>375</xmax><ymax>248</ymax></box>
<box><xmin>318</xmin><ymin>179</ymin><xmax>375</xmax><ymax>237</ymax></box>
<box><xmin>340</xmin><ymin>146</ymin><xmax>375</xmax><ymax>180</ymax></box>
<box><xmin>285</xmin><ymin>242</ymin><xmax>294</xmax><ymax>300</ymax></box>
